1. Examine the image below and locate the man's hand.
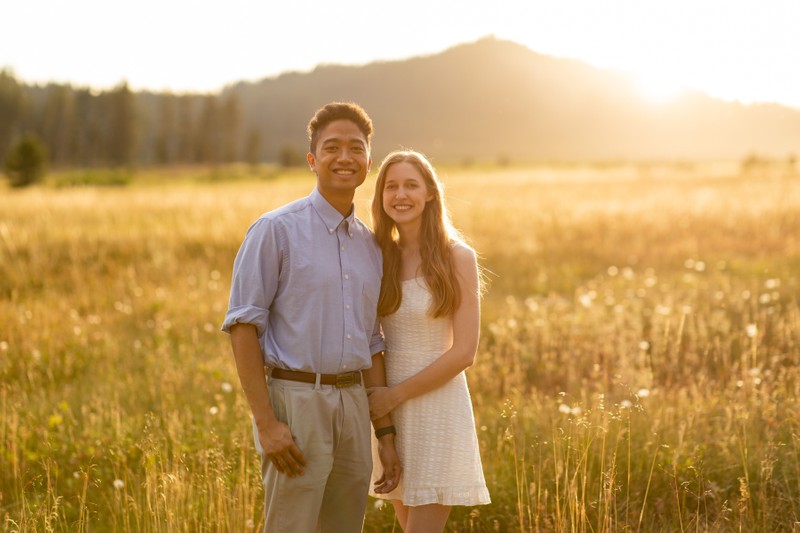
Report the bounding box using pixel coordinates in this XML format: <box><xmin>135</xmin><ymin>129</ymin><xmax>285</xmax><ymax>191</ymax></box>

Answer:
<box><xmin>258</xmin><ymin>419</ymin><xmax>307</xmax><ymax>478</ymax></box>
<box><xmin>373</xmin><ymin>437</ymin><xmax>402</xmax><ymax>494</ymax></box>
<box><xmin>366</xmin><ymin>386</ymin><xmax>400</xmax><ymax>420</ymax></box>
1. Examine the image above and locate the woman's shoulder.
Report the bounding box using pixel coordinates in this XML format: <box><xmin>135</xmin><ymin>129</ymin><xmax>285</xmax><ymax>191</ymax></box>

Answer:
<box><xmin>448</xmin><ymin>239</ymin><xmax>477</xmax><ymax>265</ymax></box>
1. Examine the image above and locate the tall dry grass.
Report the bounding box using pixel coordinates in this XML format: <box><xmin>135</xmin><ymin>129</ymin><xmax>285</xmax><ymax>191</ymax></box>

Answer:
<box><xmin>1</xmin><ymin>162</ymin><xmax>799</xmax><ymax>531</ymax></box>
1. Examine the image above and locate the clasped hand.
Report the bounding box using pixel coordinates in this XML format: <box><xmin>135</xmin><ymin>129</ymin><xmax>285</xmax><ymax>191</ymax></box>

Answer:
<box><xmin>366</xmin><ymin>386</ymin><xmax>399</xmax><ymax>420</ymax></box>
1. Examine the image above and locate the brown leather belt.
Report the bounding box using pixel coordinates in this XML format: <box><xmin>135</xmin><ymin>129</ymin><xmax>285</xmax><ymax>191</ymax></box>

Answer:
<box><xmin>271</xmin><ymin>368</ymin><xmax>362</xmax><ymax>388</ymax></box>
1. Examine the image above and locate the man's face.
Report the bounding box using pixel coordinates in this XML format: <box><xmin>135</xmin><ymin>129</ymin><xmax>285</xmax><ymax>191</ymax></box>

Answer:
<box><xmin>307</xmin><ymin>119</ymin><xmax>372</xmax><ymax>200</ymax></box>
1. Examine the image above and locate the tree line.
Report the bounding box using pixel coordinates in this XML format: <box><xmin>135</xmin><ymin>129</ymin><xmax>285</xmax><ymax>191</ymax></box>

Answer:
<box><xmin>0</xmin><ymin>69</ymin><xmax>265</xmax><ymax>172</ymax></box>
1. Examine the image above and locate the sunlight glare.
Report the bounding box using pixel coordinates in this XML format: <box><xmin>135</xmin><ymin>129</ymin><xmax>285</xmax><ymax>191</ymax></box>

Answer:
<box><xmin>632</xmin><ymin>70</ymin><xmax>686</xmax><ymax>104</ymax></box>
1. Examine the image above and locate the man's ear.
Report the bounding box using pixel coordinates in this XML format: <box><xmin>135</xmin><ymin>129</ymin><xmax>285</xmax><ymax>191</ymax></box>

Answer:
<box><xmin>307</xmin><ymin>152</ymin><xmax>315</xmax><ymax>171</ymax></box>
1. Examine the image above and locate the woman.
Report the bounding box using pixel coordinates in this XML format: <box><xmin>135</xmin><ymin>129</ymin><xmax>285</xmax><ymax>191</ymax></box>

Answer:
<box><xmin>367</xmin><ymin>150</ymin><xmax>490</xmax><ymax>532</ymax></box>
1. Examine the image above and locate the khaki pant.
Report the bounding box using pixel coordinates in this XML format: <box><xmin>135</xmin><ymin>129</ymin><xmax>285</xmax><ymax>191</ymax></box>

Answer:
<box><xmin>254</xmin><ymin>377</ymin><xmax>372</xmax><ymax>533</ymax></box>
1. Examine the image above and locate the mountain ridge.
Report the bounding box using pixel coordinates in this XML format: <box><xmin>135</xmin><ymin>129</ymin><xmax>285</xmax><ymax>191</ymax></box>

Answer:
<box><xmin>224</xmin><ymin>36</ymin><xmax>800</xmax><ymax>162</ymax></box>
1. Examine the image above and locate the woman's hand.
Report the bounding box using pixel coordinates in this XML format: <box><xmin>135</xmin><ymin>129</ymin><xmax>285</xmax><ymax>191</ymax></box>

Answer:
<box><xmin>373</xmin><ymin>437</ymin><xmax>402</xmax><ymax>494</ymax></box>
<box><xmin>366</xmin><ymin>386</ymin><xmax>400</xmax><ymax>420</ymax></box>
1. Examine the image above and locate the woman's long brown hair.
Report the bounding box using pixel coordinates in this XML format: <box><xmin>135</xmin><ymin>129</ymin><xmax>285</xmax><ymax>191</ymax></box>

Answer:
<box><xmin>371</xmin><ymin>151</ymin><xmax>464</xmax><ymax>318</ymax></box>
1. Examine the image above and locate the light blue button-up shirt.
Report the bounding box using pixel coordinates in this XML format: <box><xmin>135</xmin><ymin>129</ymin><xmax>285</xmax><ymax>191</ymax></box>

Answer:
<box><xmin>222</xmin><ymin>188</ymin><xmax>385</xmax><ymax>374</ymax></box>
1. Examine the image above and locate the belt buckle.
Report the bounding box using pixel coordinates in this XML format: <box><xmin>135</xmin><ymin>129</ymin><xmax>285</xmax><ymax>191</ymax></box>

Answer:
<box><xmin>335</xmin><ymin>372</ymin><xmax>356</xmax><ymax>388</ymax></box>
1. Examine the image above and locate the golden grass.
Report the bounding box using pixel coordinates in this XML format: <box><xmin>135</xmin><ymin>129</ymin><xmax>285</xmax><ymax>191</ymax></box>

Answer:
<box><xmin>1</xmin><ymin>162</ymin><xmax>799</xmax><ymax>531</ymax></box>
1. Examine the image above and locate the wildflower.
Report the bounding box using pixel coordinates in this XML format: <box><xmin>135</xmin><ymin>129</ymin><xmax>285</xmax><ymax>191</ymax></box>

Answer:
<box><xmin>221</xmin><ymin>382</ymin><xmax>233</xmax><ymax>393</ymax></box>
<box><xmin>506</xmin><ymin>319</ymin><xmax>518</xmax><ymax>329</ymax></box>
<box><xmin>607</xmin><ymin>266</ymin><xmax>619</xmax><ymax>276</ymax></box>
<box><xmin>73</xmin><ymin>471</ymin><xmax>81</xmax><ymax>479</ymax></box>
<box><xmin>209</xmin><ymin>406</ymin><xmax>219</xmax><ymax>415</ymax></box>
<box><xmin>694</xmin><ymin>261</ymin><xmax>706</xmax><ymax>272</ymax></box>
<box><xmin>636</xmin><ymin>388</ymin><xmax>651</xmax><ymax>398</ymax></box>
<box><xmin>0</xmin><ymin>341</ymin><xmax>8</xmax><ymax>351</ymax></box>
<box><xmin>558</xmin><ymin>403</ymin><xmax>571</xmax><ymax>414</ymax></box>
<box><xmin>655</xmin><ymin>305</ymin><xmax>671</xmax><ymax>316</ymax></box>
<box><xmin>579</xmin><ymin>293</ymin><xmax>594</xmax><ymax>308</ymax></box>
<box><xmin>622</xmin><ymin>267</ymin><xmax>634</xmax><ymax>280</ymax></box>
<box><xmin>765</xmin><ymin>278</ymin><xmax>780</xmax><ymax>289</ymax></box>
<box><xmin>113</xmin><ymin>479</ymin><xmax>125</xmax><ymax>490</ymax></box>
<box><xmin>620</xmin><ymin>400</ymin><xmax>633</xmax><ymax>409</ymax></box>
<box><xmin>759</xmin><ymin>293</ymin><xmax>771</xmax><ymax>304</ymax></box>
<box><xmin>736</xmin><ymin>380</ymin><xmax>744</xmax><ymax>388</ymax></box>
<box><xmin>639</xmin><ymin>341</ymin><xmax>650</xmax><ymax>351</ymax></box>
<box><xmin>570</xmin><ymin>406</ymin><xmax>583</xmax><ymax>416</ymax></box>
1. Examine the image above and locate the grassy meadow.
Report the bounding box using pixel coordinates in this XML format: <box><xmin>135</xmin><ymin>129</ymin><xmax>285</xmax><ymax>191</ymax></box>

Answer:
<box><xmin>1</xmin><ymin>161</ymin><xmax>799</xmax><ymax>532</ymax></box>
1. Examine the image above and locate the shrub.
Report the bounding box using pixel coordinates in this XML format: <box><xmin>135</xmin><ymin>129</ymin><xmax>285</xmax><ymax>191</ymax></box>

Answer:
<box><xmin>4</xmin><ymin>133</ymin><xmax>48</xmax><ymax>187</ymax></box>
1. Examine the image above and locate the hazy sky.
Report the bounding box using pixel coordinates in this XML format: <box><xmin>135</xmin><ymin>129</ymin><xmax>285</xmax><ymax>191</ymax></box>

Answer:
<box><xmin>2</xmin><ymin>0</ymin><xmax>799</xmax><ymax>108</ymax></box>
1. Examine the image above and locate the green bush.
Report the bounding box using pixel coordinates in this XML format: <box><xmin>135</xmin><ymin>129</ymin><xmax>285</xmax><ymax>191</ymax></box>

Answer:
<box><xmin>4</xmin><ymin>133</ymin><xmax>49</xmax><ymax>187</ymax></box>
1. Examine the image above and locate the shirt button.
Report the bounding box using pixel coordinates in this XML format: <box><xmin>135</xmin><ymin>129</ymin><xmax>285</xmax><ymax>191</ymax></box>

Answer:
<box><xmin>343</xmin><ymin>365</ymin><xmax>348</xmax><ymax>370</ymax></box>
<box><xmin>341</xmin><ymin>245</ymin><xmax>345</xmax><ymax>251</ymax></box>
<box><xmin>344</xmin><ymin>274</ymin><xmax>349</xmax><ymax>280</ymax></box>
<box><xmin>328</xmin><ymin>229</ymin><xmax>334</xmax><ymax>234</ymax></box>
<box><xmin>346</xmin><ymin>334</ymin><xmax>352</xmax><ymax>339</ymax></box>
<box><xmin>345</xmin><ymin>304</ymin><xmax>350</xmax><ymax>309</ymax></box>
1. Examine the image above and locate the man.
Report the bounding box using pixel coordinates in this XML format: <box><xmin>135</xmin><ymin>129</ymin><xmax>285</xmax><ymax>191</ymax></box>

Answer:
<box><xmin>222</xmin><ymin>102</ymin><xmax>401</xmax><ymax>532</ymax></box>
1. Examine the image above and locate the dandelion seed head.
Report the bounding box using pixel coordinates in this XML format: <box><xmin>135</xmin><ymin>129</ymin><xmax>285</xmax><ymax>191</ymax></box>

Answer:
<box><xmin>736</xmin><ymin>380</ymin><xmax>744</xmax><ymax>388</ymax></box>
<box><xmin>656</xmin><ymin>305</ymin><xmax>671</xmax><ymax>316</ymax></box>
<box><xmin>221</xmin><ymin>382</ymin><xmax>233</xmax><ymax>393</ymax></box>
<box><xmin>636</xmin><ymin>388</ymin><xmax>651</xmax><ymax>398</ymax></box>
<box><xmin>209</xmin><ymin>406</ymin><xmax>219</xmax><ymax>415</ymax></box>
<box><xmin>753</xmin><ymin>377</ymin><xmax>762</xmax><ymax>385</ymax></box>
<box><xmin>558</xmin><ymin>403</ymin><xmax>571</xmax><ymax>414</ymax></box>
<box><xmin>579</xmin><ymin>293</ymin><xmax>594</xmax><ymax>308</ymax></box>
<box><xmin>620</xmin><ymin>400</ymin><xmax>633</xmax><ymax>409</ymax></box>
<box><xmin>113</xmin><ymin>479</ymin><xmax>125</xmax><ymax>489</ymax></box>
<box><xmin>570</xmin><ymin>406</ymin><xmax>583</xmax><ymax>416</ymax></box>
<box><xmin>73</xmin><ymin>471</ymin><xmax>81</xmax><ymax>479</ymax></box>
<box><xmin>639</xmin><ymin>341</ymin><xmax>650</xmax><ymax>351</ymax></box>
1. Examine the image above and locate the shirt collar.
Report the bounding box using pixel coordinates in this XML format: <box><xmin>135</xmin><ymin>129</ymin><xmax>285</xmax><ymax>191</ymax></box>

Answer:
<box><xmin>310</xmin><ymin>188</ymin><xmax>356</xmax><ymax>238</ymax></box>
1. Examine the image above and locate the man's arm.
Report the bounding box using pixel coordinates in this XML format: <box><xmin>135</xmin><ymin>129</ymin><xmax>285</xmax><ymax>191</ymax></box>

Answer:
<box><xmin>362</xmin><ymin>351</ymin><xmax>401</xmax><ymax>493</ymax></box>
<box><xmin>230</xmin><ymin>323</ymin><xmax>306</xmax><ymax>477</ymax></box>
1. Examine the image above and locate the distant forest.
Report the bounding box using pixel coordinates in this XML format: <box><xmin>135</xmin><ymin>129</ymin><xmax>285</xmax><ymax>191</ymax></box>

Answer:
<box><xmin>2</xmin><ymin>37</ymin><xmax>799</xmax><ymax>169</ymax></box>
<box><xmin>0</xmin><ymin>70</ymin><xmax>251</xmax><ymax>169</ymax></box>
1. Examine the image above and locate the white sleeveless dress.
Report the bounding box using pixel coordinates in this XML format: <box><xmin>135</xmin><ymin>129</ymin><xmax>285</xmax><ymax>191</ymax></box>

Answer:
<box><xmin>369</xmin><ymin>277</ymin><xmax>490</xmax><ymax>506</ymax></box>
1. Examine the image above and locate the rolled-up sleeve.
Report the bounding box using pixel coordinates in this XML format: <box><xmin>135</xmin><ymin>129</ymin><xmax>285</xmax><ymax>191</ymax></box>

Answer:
<box><xmin>221</xmin><ymin>218</ymin><xmax>282</xmax><ymax>337</ymax></box>
<box><xmin>369</xmin><ymin>316</ymin><xmax>385</xmax><ymax>356</ymax></box>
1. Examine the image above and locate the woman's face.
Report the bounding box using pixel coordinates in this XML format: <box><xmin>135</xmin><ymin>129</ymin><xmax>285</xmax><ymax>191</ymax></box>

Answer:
<box><xmin>381</xmin><ymin>161</ymin><xmax>434</xmax><ymax>228</ymax></box>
